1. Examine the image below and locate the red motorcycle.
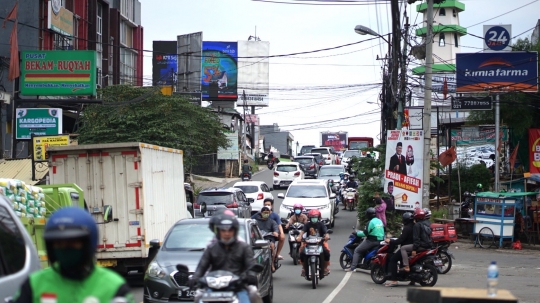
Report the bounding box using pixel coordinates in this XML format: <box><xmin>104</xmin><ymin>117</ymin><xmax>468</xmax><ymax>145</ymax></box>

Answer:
<box><xmin>370</xmin><ymin>243</ymin><xmax>441</xmax><ymax>287</ymax></box>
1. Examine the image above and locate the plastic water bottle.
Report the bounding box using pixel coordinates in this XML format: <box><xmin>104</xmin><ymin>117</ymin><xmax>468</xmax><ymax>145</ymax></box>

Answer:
<box><xmin>487</xmin><ymin>261</ymin><xmax>499</xmax><ymax>296</ymax></box>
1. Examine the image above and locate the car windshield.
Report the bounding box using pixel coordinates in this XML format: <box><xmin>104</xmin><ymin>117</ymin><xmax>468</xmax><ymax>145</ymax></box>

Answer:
<box><xmin>197</xmin><ymin>192</ymin><xmax>234</xmax><ymax>205</ymax></box>
<box><xmin>295</xmin><ymin>158</ymin><xmax>313</xmax><ymax>164</ymax></box>
<box><xmin>286</xmin><ymin>185</ymin><xmax>327</xmax><ymax>198</ymax></box>
<box><xmin>319</xmin><ymin>168</ymin><xmax>344</xmax><ymax>176</ymax></box>
<box><xmin>343</xmin><ymin>150</ymin><xmax>361</xmax><ymax>158</ymax></box>
<box><xmin>234</xmin><ymin>185</ymin><xmax>259</xmax><ymax>193</ymax></box>
<box><xmin>349</xmin><ymin>142</ymin><xmax>368</xmax><ymax>149</ymax></box>
<box><xmin>164</xmin><ymin>223</ymin><xmax>246</xmax><ymax>251</ymax></box>
<box><xmin>300</xmin><ymin>147</ymin><xmax>313</xmax><ymax>154</ymax></box>
<box><xmin>277</xmin><ymin>165</ymin><xmax>298</xmax><ymax>172</ymax></box>
<box><xmin>311</xmin><ymin>148</ymin><xmax>329</xmax><ymax>155</ymax></box>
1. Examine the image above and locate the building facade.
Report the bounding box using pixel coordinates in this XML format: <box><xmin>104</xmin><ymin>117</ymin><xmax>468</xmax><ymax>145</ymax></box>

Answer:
<box><xmin>260</xmin><ymin>123</ymin><xmax>294</xmax><ymax>157</ymax></box>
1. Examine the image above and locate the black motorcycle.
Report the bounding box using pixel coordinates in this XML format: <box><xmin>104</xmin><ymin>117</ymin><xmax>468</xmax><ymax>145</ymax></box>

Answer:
<box><xmin>287</xmin><ymin>222</ymin><xmax>304</xmax><ymax>265</ymax></box>
<box><xmin>261</xmin><ymin>231</ymin><xmax>281</xmax><ymax>272</ymax></box>
<box><xmin>303</xmin><ymin>230</ymin><xmax>333</xmax><ymax>289</ymax></box>
<box><xmin>461</xmin><ymin>191</ymin><xmax>474</xmax><ymax>218</ymax></box>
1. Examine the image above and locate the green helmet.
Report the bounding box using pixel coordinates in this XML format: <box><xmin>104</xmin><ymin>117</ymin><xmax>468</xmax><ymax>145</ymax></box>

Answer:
<box><xmin>477</xmin><ymin>183</ymin><xmax>483</xmax><ymax>189</ymax></box>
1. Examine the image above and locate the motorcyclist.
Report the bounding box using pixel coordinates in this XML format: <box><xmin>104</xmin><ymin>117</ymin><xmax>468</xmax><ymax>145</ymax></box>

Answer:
<box><xmin>342</xmin><ymin>176</ymin><xmax>358</xmax><ymax>210</ymax></box>
<box><xmin>13</xmin><ymin>207</ymin><xmax>134</xmax><ymax>303</ymax></box>
<box><xmin>409</xmin><ymin>208</ymin><xmax>433</xmax><ymax>271</ymax></box>
<box><xmin>383</xmin><ymin>212</ymin><xmax>415</xmax><ymax>287</ymax></box>
<box><xmin>285</xmin><ymin>203</ymin><xmax>308</xmax><ymax>229</ymax></box>
<box><xmin>241</xmin><ymin>159</ymin><xmax>252</xmax><ymax>179</ymax></box>
<box><xmin>253</xmin><ymin>206</ymin><xmax>279</xmax><ymax>272</ymax></box>
<box><xmin>191</xmin><ymin>214</ymin><xmax>256</xmax><ymax>303</ymax></box>
<box><xmin>296</xmin><ymin>209</ymin><xmax>331</xmax><ymax>276</ymax></box>
<box><xmin>253</xmin><ymin>198</ymin><xmax>286</xmax><ymax>262</ymax></box>
<box><xmin>345</xmin><ymin>207</ymin><xmax>384</xmax><ymax>272</ymax></box>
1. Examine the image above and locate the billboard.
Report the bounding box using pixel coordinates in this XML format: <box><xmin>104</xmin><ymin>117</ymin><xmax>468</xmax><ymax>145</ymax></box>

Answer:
<box><xmin>177</xmin><ymin>32</ymin><xmax>202</xmax><ymax>94</ymax></box>
<box><xmin>16</xmin><ymin>108</ymin><xmax>62</xmax><ymax>140</ymax></box>
<box><xmin>321</xmin><ymin>132</ymin><xmax>347</xmax><ymax>151</ymax></box>
<box><xmin>32</xmin><ymin>135</ymin><xmax>69</xmax><ymax>162</ymax></box>
<box><xmin>529</xmin><ymin>129</ymin><xmax>540</xmax><ymax>175</ymax></box>
<box><xmin>201</xmin><ymin>42</ymin><xmax>238</xmax><ymax>101</ymax></box>
<box><xmin>237</xmin><ymin>41</ymin><xmax>270</xmax><ymax>107</ymax></box>
<box><xmin>451</xmin><ymin>126</ymin><xmax>508</xmax><ymax>145</ymax></box>
<box><xmin>48</xmin><ymin>0</ymin><xmax>73</xmax><ymax>36</ymax></box>
<box><xmin>21</xmin><ymin>51</ymin><xmax>97</xmax><ymax>96</ymax></box>
<box><xmin>217</xmin><ymin>131</ymin><xmax>239</xmax><ymax>160</ymax></box>
<box><xmin>152</xmin><ymin>41</ymin><xmax>177</xmax><ymax>86</ymax></box>
<box><xmin>384</xmin><ymin>130</ymin><xmax>424</xmax><ymax>211</ymax></box>
<box><xmin>456</xmin><ymin>52</ymin><xmax>538</xmax><ymax>93</ymax></box>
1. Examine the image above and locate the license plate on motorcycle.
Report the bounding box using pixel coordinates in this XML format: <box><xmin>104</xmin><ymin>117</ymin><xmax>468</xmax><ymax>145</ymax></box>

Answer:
<box><xmin>306</xmin><ymin>249</ymin><xmax>319</xmax><ymax>255</ymax></box>
<box><xmin>434</xmin><ymin>259</ymin><xmax>443</xmax><ymax>266</ymax></box>
<box><xmin>178</xmin><ymin>290</ymin><xmax>196</xmax><ymax>298</ymax></box>
<box><xmin>203</xmin><ymin>291</ymin><xmax>235</xmax><ymax>298</ymax></box>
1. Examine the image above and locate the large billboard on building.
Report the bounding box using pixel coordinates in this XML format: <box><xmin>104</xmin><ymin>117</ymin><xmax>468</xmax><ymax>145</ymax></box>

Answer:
<box><xmin>384</xmin><ymin>130</ymin><xmax>425</xmax><ymax>211</ymax></box>
<box><xmin>177</xmin><ymin>32</ymin><xmax>202</xmax><ymax>94</ymax></box>
<box><xmin>456</xmin><ymin>52</ymin><xmax>538</xmax><ymax>93</ymax></box>
<box><xmin>529</xmin><ymin>128</ymin><xmax>540</xmax><ymax>175</ymax></box>
<box><xmin>152</xmin><ymin>41</ymin><xmax>177</xmax><ymax>86</ymax></box>
<box><xmin>48</xmin><ymin>0</ymin><xmax>73</xmax><ymax>36</ymax></box>
<box><xmin>202</xmin><ymin>41</ymin><xmax>238</xmax><ymax>101</ymax></box>
<box><xmin>320</xmin><ymin>132</ymin><xmax>348</xmax><ymax>151</ymax></box>
<box><xmin>237</xmin><ymin>41</ymin><xmax>270</xmax><ymax>107</ymax></box>
<box><xmin>21</xmin><ymin>51</ymin><xmax>97</xmax><ymax>96</ymax></box>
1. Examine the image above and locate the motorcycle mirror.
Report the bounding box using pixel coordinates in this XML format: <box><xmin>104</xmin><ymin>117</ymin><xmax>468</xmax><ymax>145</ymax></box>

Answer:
<box><xmin>176</xmin><ymin>264</ymin><xmax>189</xmax><ymax>273</ymax></box>
<box><xmin>327</xmin><ymin>229</ymin><xmax>333</xmax><ymax>234</ymax></box>
<box><xmin>250</xmin><ymin>263</ymin><xmax>265</xmax><ymax>273</ymax></box>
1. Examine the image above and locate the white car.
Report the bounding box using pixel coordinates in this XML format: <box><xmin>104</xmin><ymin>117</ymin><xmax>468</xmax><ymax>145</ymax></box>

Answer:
<box><xmin>233</xmin><ymin>181</ymin><xmax>274</xmax><ymax>214</ymax></box>
<box><xmin>311</xmin><ymin>147</ymin><xmax>337</xmax><ymax>165</ymax></box>
<box><xmin>277</xmin><ymin>179</ymin><xmax>336</xmax><ymax>227</ymax></box>
<box><xmin>341</xmin><ymin>149</ymin><xmax>362</xmax><ymax>166</ymax></box>
<box><xmin>273</xmin><ymin>162</ymin><xmax>305</xmax><ymax>189</ymax></box>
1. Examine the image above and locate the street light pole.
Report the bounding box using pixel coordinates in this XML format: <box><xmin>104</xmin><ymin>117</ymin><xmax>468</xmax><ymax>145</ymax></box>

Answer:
<box><xmin>422</xmin><ymin>0</ymin><xmax>434</xmax><ymax>209</ymax></box>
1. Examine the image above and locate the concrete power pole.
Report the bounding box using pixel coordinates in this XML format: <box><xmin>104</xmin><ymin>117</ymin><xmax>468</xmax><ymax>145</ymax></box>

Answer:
<box><xmin>422</xmin><ymin>0</ymin><xmax>434</xmax><ymax>209</ymax></box>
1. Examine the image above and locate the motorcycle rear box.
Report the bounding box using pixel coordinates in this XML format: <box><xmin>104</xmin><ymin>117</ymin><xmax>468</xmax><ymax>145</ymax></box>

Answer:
<box><xmin>430</xmin><ymin>223</ymin><xmax>457</xmax><ymax>242</ymax></box>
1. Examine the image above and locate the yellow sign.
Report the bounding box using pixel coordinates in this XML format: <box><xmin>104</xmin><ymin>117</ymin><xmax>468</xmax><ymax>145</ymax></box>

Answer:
<box><xmin>33</xmin><ymin>135</ymin><xmax>69</xmax><ymax>162</ymax></box>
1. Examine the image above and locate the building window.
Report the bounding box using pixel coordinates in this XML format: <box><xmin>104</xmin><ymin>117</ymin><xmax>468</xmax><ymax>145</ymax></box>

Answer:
<box><xmin>97</xmin><ymin>3</ymin><xmax>103</xmax><ymax>87</ymax></box>
<box><xmin>54</xmin><ymin>34</ymin><xmax>73</xmax><ymax>50</ymax></box>
<box><xmin>120</xmin><ymin>48</ymin><xmax>137</xmax><ymax>85</ymax></box>
<box><xmin>454</xmin><ymin>33</ymin><xmax>459</xmax><ymax>47</ymax></box>
<box><xmin>120</xmin><ymin>21</ymin><xmax>126</xmax><ymax>45</ymax></box>
<box><xmin>439</xmin><ymin>8</ymin><xmax>446</xmax><ymax>16</ymax></box>
<box><xmin>121</xmin><ymin>0</ymin><xmax>134</xmax><ymax>21</ymax></box>
<box><xmin>453</xmin><ymin>9</ymin><xmax>457</xmax><ymax>17</ymax></box>
<box><xmin>439</xmin><ymin>33</ymin><xmax>446</xmax><ymax>47</ymax></box>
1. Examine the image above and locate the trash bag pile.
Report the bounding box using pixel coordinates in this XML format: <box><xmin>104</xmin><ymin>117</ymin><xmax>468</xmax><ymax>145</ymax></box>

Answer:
<box><xmin>0</xmin><ymin>178</ymin><xmax>46</xmax><ymax>218</ymax></box>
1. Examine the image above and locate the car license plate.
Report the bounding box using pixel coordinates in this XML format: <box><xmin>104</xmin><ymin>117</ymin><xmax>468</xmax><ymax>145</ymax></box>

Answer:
<box><xmin>434</xmin><ymin>259</ymin><xmax>443</xmax><ymax>266</ymax></box>
<box><xmin>178</xmin><ymin>290</ymin><xmax>196</xmax><ymax>298</ymax></box>
<box><xmin>281</xmin><ymin>181</ymin><xmax>291</xmax><ymax>185</ymax></box>
<box><xmin>203</xmin><ymin>291</ymin><xmax>234</xmax><ymax>298</ymax></box>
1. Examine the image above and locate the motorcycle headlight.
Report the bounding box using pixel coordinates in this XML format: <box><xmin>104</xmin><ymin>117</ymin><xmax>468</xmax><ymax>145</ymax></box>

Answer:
<box><xmin>206</xmin><ymin>276</ymin><xmax>233</xmax><ymax>289</ymax></box>
<box><xmin>146</xmin><ymin>262</ymin><xmax>167</xmax><ymax>279</ymax></box>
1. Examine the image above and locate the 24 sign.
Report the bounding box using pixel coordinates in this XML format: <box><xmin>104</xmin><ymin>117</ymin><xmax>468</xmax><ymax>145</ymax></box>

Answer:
<box><xmin>483</xmin><ymin>25</ymin><xmax>511</xmax><ymax>51</ymax></box>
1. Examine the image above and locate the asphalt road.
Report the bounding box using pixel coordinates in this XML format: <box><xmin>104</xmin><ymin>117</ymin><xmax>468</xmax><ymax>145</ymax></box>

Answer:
<box><xmin>131</xmin><ymin>169</ymin><xmax>540</xmax><ymax>303</ymax></box>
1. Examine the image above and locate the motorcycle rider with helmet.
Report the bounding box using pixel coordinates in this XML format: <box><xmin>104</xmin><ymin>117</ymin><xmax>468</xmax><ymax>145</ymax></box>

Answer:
<box><xmin>409</xmin><ymin>208</ymin><xmax>433</xmax><ymax>271</ymax></box>
<box><xmin>253</xmin><ymin>206</ymin><xmax>280</xmax><ymax>272</ymax></box>
<box><xmin>295</xmin><ymin>209</ymin><xmax>331</xmax><ymax>276</ymax></box>
<box><xmin>383</xmin><ymin>212</ymin><xmax>415</xmax><ymax>287</ymax></box>
<box><xmin>345</xmin><ymin>207</ymin><xmax>384</xmax><ymax>272</ymax></box>
<box><xmin>13</xmin><ymin>207</ymin><xmax>134</xmax><ymax>303</ymax></box>
<box><xmin>191</xmin><ymin>214</ymin><xmax>257</xmax><ymax>303</ymax></box>
<box><xmin>240</xmin><ymin>159</ymin><xmax>252</xmax><ymax>179</ymax></box>
<box><xmin>285</xmin><ymin>203</ymin><xmax>308</xmax><ymax>229</ymax></box>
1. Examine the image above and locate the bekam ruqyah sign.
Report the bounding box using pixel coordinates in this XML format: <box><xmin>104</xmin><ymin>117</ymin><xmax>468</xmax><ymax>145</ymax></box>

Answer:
<box><xmin>21</xmin><ymin>51</ymin><xmax>97</xmax><ymax>96</ymax></box>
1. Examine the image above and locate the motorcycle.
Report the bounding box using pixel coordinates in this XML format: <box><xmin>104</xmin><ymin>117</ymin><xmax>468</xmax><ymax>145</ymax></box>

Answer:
<box><xmin>344</xmin><ymin>188</ymin><xmax>357</xmax><ymax>211</ymax></box>
<box><xmin>241</xmin><ymin>173</ymin><xmax>251</xmax><ymax>181</ymax></box>
<box><xmin>261</xmin><ymin>231</ymin><xmax>281</xmax><ymax>272</ymax></box>
<box><xmin>434</xmin><ymin>241</ymin><xmax>455</xmax><ymax>274</ymax></box>
<box><xmin>339</xmin><ymin>229</ymin><xmax>381</xmax><ymax>270</ymax></box>
<box><xmin>303</xmin><ymin>230</ymin><xmax>333</xmax><ymax>289</ymax></box>
<box><xmin>267</xmin><ymin>160</ymin><xmax>274</xmax><ymax>170</ymax></box>
<box><xmin>177</xmin><ymin>263</ymin><xmax>264</xmax><ymax>303</ymax></box>
<box><xmin>287</xmin><ymin>222</ymin><xmax>304</xmax><ymax>265</ymax></box>
<box><xmin>370</xmin><ymin>242</ymin><xmax>442</xmax><ymax>287</ymax></box>
<box><xmin>461</xmin><ymin>191</ymin><xmax>474</xmax><ymax>218</ymax></box>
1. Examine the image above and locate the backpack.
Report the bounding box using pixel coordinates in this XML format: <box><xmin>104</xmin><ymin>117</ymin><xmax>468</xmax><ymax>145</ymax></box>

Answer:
<box><xmin>420</xmin><ymin>222</ymin><xmax>434</xmax><ymax>247</ymax></box>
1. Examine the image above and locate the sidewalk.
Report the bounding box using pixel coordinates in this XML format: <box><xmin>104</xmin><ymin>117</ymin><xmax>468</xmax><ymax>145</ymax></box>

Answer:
<box><xmin>452</xmin><ymin>237</ymin><xmax>540</xmax><ymax>255</ymax></box>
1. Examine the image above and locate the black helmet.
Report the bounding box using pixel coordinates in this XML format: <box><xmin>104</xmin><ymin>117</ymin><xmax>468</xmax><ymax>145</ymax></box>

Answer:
<box><xmin>209</xmin><ymin>209</ymin><xmax>236</xmax><ymax>232</ymax></box>
<box><xmin>366</xmin><ymin>207</ymin><xmax>377</xmax><ymax>219</ymax></box>
<box><xmin>423</xmin><ymin>208</ymin><xmax>432</xmax><ymax>220</ymax></box>
<box><xmin>215</xmin><ymin>214</ymin><xmax>239</xmax><ymax>245</ymax></box>
<box><xmin>463</xmin><ymin>191</ymin><xmax>470</xmax><ymax>197</ymax></box>
<box><xmin>44</xmin><ymin>207</ymin><xmax>98</xmax><ymax>280</ymax></box>
<box><xmin>402</xmin><ymin>212</ymin><xmax>414</xmax><ymax>225</ymax></box>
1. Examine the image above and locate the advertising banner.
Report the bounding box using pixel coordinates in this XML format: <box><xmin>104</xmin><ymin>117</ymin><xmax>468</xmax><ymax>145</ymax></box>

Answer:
<box><xmin>384</xmin><ymin>130</ymin><xmax>424</xmax><ymax>211</ymax></box>
<box><xmin>218</xmin><ymin>131</ymin><xmax>239</xmax><ymax>160</ymax></box>
<box><xmin>16</xmin><ymin>108</ymin><xmax>62</xmax><ymax>140</ymax></box>
<box><xmin>48</xmin><ymin>0</ymin><xmax>74</xmax><ymax>36</ymax></box>
<box><xmin>529</xmin><ymin>129</ymin><xmax>540</xmax><ymax>175</ymax></box>
<box><xmin>456</xmin><ymin>52</ymin><xmax>538</xmax><ymax>93</ymax></box>
<box><xmin>21</xmin><ymin>51</ymin><xmax>97</xmax><ymax>96</ymax></box>
<box><xmin>201</xmin><ymin>42</ymin><xmax>238</xmax><ymax>101</ymax></box>
<box><xmin>152</xmin><ymin>41</ymin><xmax>177</xmax><ymax>86</ymax></box>
<box><xmin>177</xmin><ymin>32</ymin><xmax>202</xmax><ymax>94</ymax></box>
<box><xmin>321</xmin><ymin>132</ymin><xmax>347</xmax><ymax>151</ymax></box>
<box><xmin>405</xmin><ymin>107</ymin><xmax>423</xmax><ymax>130</ymax></box>
<box><xmin>483</xmin><ymin>25</ymin><xmax>512</xmax><ymax>52</ymax></box>
<box><xmin>244</xmin><ymin>114</ymin><xmax>259</xmax><ymax>125</ymax></box>
<box><xmin>451</xmin><ymin>127</ymin><xmax>508</xmax><ymax>145</ymax></box>
<box><xmin>32</xmin><ymin>135</ymin><xmax>69</xmax><ymax>162</ymax></box>
<box><xmin>237</xmin><ymin>41</ymin><xmax>270</xmax><ymax>107</ymax></box>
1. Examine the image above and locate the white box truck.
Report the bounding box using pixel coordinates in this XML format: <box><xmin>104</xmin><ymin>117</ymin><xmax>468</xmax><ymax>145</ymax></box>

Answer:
<box><xmin>47</xmin><ymin>142</ymin><xmax>189</xmax><ymax>275</ymax></box>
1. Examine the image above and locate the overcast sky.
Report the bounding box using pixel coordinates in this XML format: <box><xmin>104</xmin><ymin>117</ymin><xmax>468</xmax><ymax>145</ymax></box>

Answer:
<box><xmin>140</xmin><ymin>0</ymin><xmax>539</xmax><ymax>149</ymax></box>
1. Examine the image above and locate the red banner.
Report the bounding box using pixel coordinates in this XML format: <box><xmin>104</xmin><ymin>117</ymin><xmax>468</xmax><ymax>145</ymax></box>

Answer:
<box><xmin>530</xmin><ymin>129</ymin><xmax>540</xmax><ymax>175</ymax></box>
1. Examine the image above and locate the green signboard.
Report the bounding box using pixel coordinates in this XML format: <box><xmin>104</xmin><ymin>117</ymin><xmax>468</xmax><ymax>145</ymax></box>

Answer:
<box><xmin>451</xmin><ymin>126</ymin><xmax>508</xmax><ymax>145</ymax></box>
<box><xmin>16</xmin><ymin>108</ymin><xmax>63</xmax><ymax>140</ymax></box>
<box><xmin>21</xmin><ymin>50</ymin><xmax>97</xmax><ymax>96</ymax></box>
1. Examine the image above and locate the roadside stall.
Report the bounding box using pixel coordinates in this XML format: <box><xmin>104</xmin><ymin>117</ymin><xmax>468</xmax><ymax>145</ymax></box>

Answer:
<box><xmin>473</xmin><ymin>192</ymin><xmax>537</xmax><ymax>248</ymax></box>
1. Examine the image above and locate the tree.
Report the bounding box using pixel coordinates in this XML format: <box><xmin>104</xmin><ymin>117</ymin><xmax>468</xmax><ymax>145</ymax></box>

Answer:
<box><xmin>77</xmin><ymin>85</ymin><xmax>229</xmax><ymax>166</ymax></box>
<box><xmin>449</xmin><ymin>163</ymin><xmax>492</xmax><ymax>198</ymax></box>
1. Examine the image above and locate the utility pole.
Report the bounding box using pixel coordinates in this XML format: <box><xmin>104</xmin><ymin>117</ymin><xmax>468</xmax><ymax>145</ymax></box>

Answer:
<box><xmin>421</xmin><ymin>0</ymin><xmax>434</xmax><ymax>209</ymax></box>
<box><xmin>390</xmin><ymin>0</ymin><xmax>401</xmax><ymax>130</ymax></box>
<box><xmin>398</xmin><ymin>16</ymin><xmax>410</xmax><ymax>129</ymax></box>
<box><xmin>494</xmin><ymin>94</ymin><xmax>500</xmax><ymax>191</ymax></box>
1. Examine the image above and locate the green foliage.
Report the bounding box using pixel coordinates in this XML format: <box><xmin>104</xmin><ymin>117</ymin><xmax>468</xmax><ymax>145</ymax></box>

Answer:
<box><xmin>449</xmin><ymin>163</ymin><xmax>492</xmax><ymax>198</ymax></box>
<box><xmin>77</xmin><ymin>85</ymin><xmax>229</xmax><ymax>166</ymax></box>
<box><xmin>431</xmin><ymin>208</ymin><xmax>449</xmax><ymax>220</ymax></box>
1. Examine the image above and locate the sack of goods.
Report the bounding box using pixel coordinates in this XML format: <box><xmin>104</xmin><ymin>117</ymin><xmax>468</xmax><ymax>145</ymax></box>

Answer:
<box><xmin>0</xmin><ymin>178</ymin><xmax>46</xmax><ymax>218</ymax></box>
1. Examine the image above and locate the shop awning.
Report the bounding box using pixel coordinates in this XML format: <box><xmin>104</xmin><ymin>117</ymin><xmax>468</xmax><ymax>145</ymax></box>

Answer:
<box><xmin>0</xmin><ymin>159</ymin><xmax>48</xmax><ymax>185</ymax></box>
<box><xmin>476</xmin><ymin>191</ymin><xmax>537</xmax><ymax>198</ymax></box>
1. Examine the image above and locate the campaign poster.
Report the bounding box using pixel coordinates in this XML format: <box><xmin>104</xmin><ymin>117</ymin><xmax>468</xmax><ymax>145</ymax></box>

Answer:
<box><xmin>201</xmin><ymin>41</ymin><xmax>238</xmax><ymax>101</ymax></box>
<box><xmin>384</xmin><ymin>130</ymin><xmax>424</xmax><ymax>211</ymax></box>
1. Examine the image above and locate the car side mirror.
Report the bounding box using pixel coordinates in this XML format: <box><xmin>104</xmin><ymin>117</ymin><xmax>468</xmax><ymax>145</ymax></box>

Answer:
<box><xmin>253</xmin><ymin>239</ymin><xmax>269</xmax><ymax>248</ymax></box>
<box><xmin>200</xmin><ymin>202</ymin><xmax>207</xmax><ymax>215</ymax></box>
<box><xmin>277</xmin><ymin>193</ymin><xmax>285</xmax><ymax>199</ymax></box>
<box><xmin>269</xmin><ymin>188</ymin><xmax>274</xmax><ymax>191</ymax></box>
<box><xmin>330</xmin><ymin>193</ymin><xmax>336</xmax><ymax>199</ymax></box>
<box><xmin>327</xmin><ymin>229</ymin><xmax>333</xmax><ymax>234</ymax></box>
<box><xmin>150</xmin><ymin>239</ymin><xmax>161</xmax><ymax>248</ymax></box>
<box><xmin>176</xmin><ymin>264</ymin><xmax>190</xmax><ymax>273</ymax></box>
<box><xmin>246</xmin><ymin>198</ymin><xmax>254</xmax><ymax>203</ymax></box>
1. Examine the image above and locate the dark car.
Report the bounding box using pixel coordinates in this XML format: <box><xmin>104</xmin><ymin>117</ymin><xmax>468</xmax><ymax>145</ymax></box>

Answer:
<box><xmin>317</xmin><ymin>164</ymin><xmax>346</xmax><ymax>181</ymax></box>
<box><xmin>195</xmin><ymin>187</ymin><xmax>253</xmax><ymax>218</ymax></box>
<box><xmin>143</xmin><ymin>218</ymin><xmax>273</xmax><ymax>303</ymax></box>
<box><xmin>298</xmin><ymin>145</ymin><xmax>316</xmax><ymax>156</ymax></box>
<box><xmin>304</xmin><ymin>152</ymin><xmax>324</xmax><ymax>166</ymax></box>
<box><xmin>294</xmin><ymin>156</ymin><xmax>319</xmax><ymax>178</ymax></box>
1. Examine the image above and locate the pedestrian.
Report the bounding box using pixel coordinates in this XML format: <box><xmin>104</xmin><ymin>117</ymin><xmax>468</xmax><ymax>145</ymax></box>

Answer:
<box><xmin>374</xmin><ymin>196</ymin><xmax>387</xmax><ymax>228</ymax></box>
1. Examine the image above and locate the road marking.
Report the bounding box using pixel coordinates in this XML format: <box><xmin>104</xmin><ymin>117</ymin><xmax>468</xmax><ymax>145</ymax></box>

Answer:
<box><xmin>321</xmin><ymin>272</ymin><xmax>352</xmax><ymax>303</ymax></box>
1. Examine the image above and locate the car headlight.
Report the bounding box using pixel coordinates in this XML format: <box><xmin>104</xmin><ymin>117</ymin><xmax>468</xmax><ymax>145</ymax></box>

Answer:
<box><xmin>206</xmin><ymin>276</ymin><xmax>233</xmax><ymax>289</ymax></box>
<box><xmin>146</xmin><ymin>262</ymin><xmax>167</xmax><ymax>279</ymax></box>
